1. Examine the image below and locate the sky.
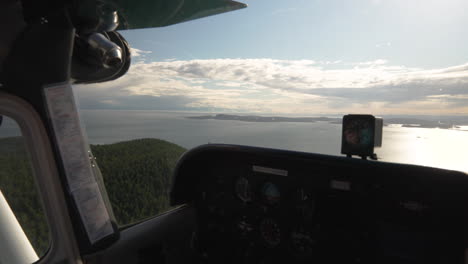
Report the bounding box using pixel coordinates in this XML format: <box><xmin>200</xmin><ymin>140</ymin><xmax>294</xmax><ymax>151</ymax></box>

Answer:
<box><xmin>75</xmin><ymin>0</ymin><xmax>468</xmax><ymax>115</ymax></box>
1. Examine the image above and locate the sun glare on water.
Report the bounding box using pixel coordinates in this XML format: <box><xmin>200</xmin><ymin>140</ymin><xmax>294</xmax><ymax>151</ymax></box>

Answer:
<box><xmin>380</xmin><ymin>127</ymin><xmax>468</xmax><ymax>173</ymax></box>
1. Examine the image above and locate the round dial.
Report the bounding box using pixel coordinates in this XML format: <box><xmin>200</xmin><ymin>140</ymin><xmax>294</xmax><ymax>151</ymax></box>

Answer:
<box><xmin>294</xmin><ymin>188</ymin><xmax>308</xmax><ymax>202</ymax></box>
<box><xmin>236</xmin><ymin>215</ymin><xmax>254</xmax><ymax>238</ymax></box>
<box><xmin>260</xmin><ymin>218</ymin><xmax>281</xmax><ymax>247</ymax></box>
<box><xmin>290</xmin><ymin>226</ymin><xmax>316</xmax><ymax>257</ymax></box>
<box><xmin>235</xmin><ymin>177</ymin><xmax>253</xmax><ymax>202</ymax></box>
<box><xmin>261</xmin><ymin>182</ymin><xmax>280</xmax><ymax>205</ymax></box>
<box><xmin>294</xmin><ymin>189</ymin><xmax>316</xmax><ymax>220</ymax></box>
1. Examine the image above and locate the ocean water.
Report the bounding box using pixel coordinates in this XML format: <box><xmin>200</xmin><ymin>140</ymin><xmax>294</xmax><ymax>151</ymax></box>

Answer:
<box><xmin>78</xmin><ymin>110</ymin><xmax>468</xmax><ymax>173</ymax></box>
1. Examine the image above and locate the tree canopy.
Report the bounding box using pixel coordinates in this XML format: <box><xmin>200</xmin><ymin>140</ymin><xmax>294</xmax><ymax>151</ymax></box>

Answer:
<box><xmin>0</xmin><ymin>137</ymin><xmax>186</xmax><ymax>257</ymax></box>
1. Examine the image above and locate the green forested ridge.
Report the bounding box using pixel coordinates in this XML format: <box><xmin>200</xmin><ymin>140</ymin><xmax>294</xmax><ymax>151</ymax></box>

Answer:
<box><xmin>0</xmin><ymin>137</ymin><xmax>186</xmax><ymax>257</ymax></box>
<box><xmin>90</xmin><ymin>138</ymin><xmax>186</xmax><ymax>225</ymax></box>
<box><xmin>0</xmin><ymin>137</ymin><xmax>50</xmax><ymax>256</ymax></box>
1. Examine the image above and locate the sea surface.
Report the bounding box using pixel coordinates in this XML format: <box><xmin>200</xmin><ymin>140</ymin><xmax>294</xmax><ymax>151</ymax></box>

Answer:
<box><xmin>1</xmin><ymin>110</ymin><xmax>466</xmax><ymax>173</ymax></box>
<box><xmin>77</xmin><ymin>110</ymin><xmax>468</xmax><ymax>173</ymax></box>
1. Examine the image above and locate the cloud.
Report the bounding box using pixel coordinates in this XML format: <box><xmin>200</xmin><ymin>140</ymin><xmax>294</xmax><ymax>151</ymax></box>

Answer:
<box><xmin>74</xmin><ymin>58</ymin><xmax>468</xmax><ymax>115</ymax></box>
<box><xmin>375</xmin><ymin>42</ymin><xmax>391</xmax><ymax>48</ymax></box>
<box><xmin>356</xmin><ymin>59</ymin><xmax>388</xmax><ymax>66</ymax></box>
<box><xmin>130</xmin><ymin>48</ymin><xmax>152</xmax><ymax>58</ymax></box>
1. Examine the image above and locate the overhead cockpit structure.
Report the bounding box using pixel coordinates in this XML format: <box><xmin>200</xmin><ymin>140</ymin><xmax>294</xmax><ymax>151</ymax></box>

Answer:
<box><xmin>1</xmin><ymin>1</ymin><xmax>468</xmax><ymax>264</ymax></box>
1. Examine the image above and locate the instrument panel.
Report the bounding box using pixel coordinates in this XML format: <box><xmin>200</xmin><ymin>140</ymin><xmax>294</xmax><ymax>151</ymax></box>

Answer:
<box><xmin>170</xmin><ymin>144</ymin><xmax>468</xmax><ymax>264</ymax></box>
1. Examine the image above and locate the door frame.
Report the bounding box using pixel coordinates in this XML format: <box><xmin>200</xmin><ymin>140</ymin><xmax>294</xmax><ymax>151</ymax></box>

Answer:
<box><xmin>0</xmin><ymin>91</ymin><xmax>82</xmax><ymax>263</ymax></box>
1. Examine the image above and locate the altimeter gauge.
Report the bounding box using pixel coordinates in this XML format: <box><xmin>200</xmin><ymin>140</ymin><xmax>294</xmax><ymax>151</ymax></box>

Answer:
<box><xmin>235</xmin><ymin>176</ymin><xmax>253</xmax><ymax>202</ymax></box>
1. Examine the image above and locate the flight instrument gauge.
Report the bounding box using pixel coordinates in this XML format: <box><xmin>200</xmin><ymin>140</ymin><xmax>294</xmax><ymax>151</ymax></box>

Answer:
<box><xmin>235</xmin><ymin>177</ymin><xmax>253</xmax><ymax>202</ymax></box>
<box><xmin>260</xmin><ymin>218</ymin><xmax>281</xmax><ymax>247</ymax></box>
<box><xmin>261</xmin><ymin>182</ymin><xmax>281</xmax><ymax>205</ymax></box>
<box><xmin>290</xmin><ymin>226</ymin><xmax>316</xmax><ymax>258</ymax></box>
<box><xmin>236</xmin><ymin>215</ymin><xmax>254</xmax><ymax>238</ymax></box>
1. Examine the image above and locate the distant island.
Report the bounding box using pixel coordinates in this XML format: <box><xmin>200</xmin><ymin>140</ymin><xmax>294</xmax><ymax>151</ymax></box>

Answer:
<box><xmin>187</xmin><ymin>114</ymin><xmax>468</xmax><ymax>129</ymax></box>
<box><xmin>187</xmin><ymin>114</ymin><xmax>342</xmax><ymax>124</ymax></box>
<box><xmin>384</xmin><ymin>118</ymin><xmax>465</xmax><ymax>129</ymax></box>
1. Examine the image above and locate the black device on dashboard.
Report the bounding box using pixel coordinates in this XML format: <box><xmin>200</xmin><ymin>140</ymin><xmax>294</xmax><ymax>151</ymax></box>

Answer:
<box><xmin>341</xmin><ymin>114</ymin><xmax>383</xmax><ymax>159</ymax></box>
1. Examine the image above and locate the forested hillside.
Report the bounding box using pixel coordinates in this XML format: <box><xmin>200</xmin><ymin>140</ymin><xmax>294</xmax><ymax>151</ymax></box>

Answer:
<box><xmin>91</xmin><ymin>138</ymin><xmax>186</xmax><ymax>225</ymax></box>
<box><xmin>0</xmin><ymin>137</ymin><xmax>49</xmax><ymax>256</ymax></box>
<box><xmin>0</xmin><ymin>137</ymin><xmax>186</xmax><ymax>257</ymax></box>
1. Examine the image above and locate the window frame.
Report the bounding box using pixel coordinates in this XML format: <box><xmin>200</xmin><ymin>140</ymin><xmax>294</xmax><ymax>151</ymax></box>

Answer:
<box><xmin>0</xmin><ymin>91</ymin><xmax>82</xmax><ymax>263</ymax></box>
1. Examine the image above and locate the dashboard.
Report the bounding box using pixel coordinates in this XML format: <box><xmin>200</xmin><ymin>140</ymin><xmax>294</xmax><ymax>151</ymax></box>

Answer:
<box><xmin>170</xmin><ymin>144</ymin><xmax>468</xmax><ymax>264</ymax></box>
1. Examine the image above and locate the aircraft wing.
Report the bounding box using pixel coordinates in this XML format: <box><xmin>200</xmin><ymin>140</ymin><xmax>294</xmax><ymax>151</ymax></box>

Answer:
<box><xmin>112</xmin><ymin>0</ymin><xmax>247</xmax><ymax>30</ymax></box>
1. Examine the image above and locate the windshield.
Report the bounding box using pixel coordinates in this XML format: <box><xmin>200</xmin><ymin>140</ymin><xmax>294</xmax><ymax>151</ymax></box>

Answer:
<box><xmin>75</xmin><ymin>0</ymin><xmax>468</xmax><ymax>225</ymax></box>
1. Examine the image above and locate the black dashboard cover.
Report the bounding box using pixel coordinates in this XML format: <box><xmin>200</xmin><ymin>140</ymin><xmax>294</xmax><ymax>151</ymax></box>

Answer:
<box><xmin>170</xmin><ymin>144</ymin><xmax>468</xmax><ymax>206</ymax></box>
<box><xmin>169</xmin><ymin>144</ymin><xmax>468</xmax><ymax>263</ymax></box>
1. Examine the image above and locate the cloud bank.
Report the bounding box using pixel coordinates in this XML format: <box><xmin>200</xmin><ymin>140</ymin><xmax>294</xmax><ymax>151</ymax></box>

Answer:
<box><xmin>74</xmin><ymin>57</ymin><xmax>468</xmax><ymax>115</ymax></box>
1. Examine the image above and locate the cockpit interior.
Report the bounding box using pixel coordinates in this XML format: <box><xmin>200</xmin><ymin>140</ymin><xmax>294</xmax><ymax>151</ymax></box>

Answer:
<box><xmin>1</xmin><ymin>1</ymin><xmax>468</xmax><ymax>264</ymax></box>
